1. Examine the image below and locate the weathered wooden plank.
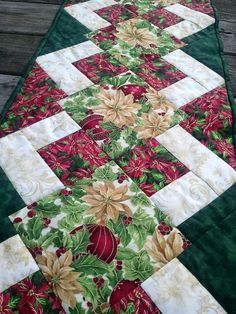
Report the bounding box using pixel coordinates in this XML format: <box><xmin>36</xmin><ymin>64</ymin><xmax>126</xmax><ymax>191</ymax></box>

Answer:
<box><xmin>224</xmin><ymin>54</ymin><xmax>236</xmax><ymax>96</ymax></box>
<box><xmin>0</xmin><ymin>1</ymin><xmax>59</xmax><ymax>35</ymax></box>
<box><xmin>0</xmin><ymin>74</ymin><xmax>20</xmax><ymax>112</ymax></box>
<box><xmin>219</xmin><ymin>32</ymin><xmax>236</xmax><ymax>55</ymax></box>
<box><xmin>0</xmin><ymin>33</ymin><xmax>42</xmax><ymax>75</ymax></box>
<box><xmin>2</xmin><ymin>0</ymin><xmax>62</xmax><ymax>4</ymax></box>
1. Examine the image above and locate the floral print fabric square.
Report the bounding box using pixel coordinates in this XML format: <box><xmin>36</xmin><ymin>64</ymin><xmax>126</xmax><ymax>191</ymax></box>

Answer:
<box><xmin>73</xmin><ymin>52</ymin><xmax>128</xmax><ymax>84</ymax></box>
<box><xmin>38</xmin><ymin>129</ymin><xmax>109</xmax><ymax>185</ymax></box>
<box><xmin>142</xmin><ymin>8</ymin><xmax>183</xmax><ymax>29</ymax></box>
<box><xmin>0</xmin><ymin>271</ymin><xmax>65</xmax><ymax>314</ymax></box>
<box><xmin>95</xmin><ymin>4</ymin><xmax>137</xmax><ymax>25</ymax></box>
<box><xmin>117</xmin><ymin>138</ymin><xmax>189</xmax><ymax>196</ymax></box>
<box><xmin>10</xmin><ymin>161</ymin><xmax>188</xmax><ymax>313</ymax></box>
<box><xmin>88</xmin><ymin>18</ymin><xmax>184</xmax><ymax>69</ymax></box>
<box><xmin>180</xmin><ymin>87</ymin><xmax>236</xmax><ymax>169</ymax></box>
<box><xmin>0</xmin><ymin>63</ymin><xmax>65</xmax><ymax>138</ymax></box>
<box><xmin>62</xmin><ymin>73</ymin><xmax>187</xmax><ymax>159</ymax></box>
<box><xmin>133</xmin><ymin>54</ymin><xmax>186</xmax><ymax>91</ymax></box>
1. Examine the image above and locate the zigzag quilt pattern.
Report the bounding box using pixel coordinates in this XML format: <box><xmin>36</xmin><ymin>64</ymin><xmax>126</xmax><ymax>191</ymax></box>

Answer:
<box><xmin>0</xmin><ymin>0</ymin><xmax>235</xmax><ymax>313</ymax></box>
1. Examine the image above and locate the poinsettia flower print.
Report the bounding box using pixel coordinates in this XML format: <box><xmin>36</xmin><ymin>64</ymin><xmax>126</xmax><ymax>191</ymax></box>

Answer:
<box><xmin>118</xmin><ymin>139</ymin><xmax>189</xmax><ymax>196</ymax></box>
<box><xmin>38</xmin><ymin>130</ymin><xmax>109</xmax><ymax>185</ymax></box>
<box><xmin>0</xmin><ymin>63</ymin><xmax>65</xmax><ymax>138</ymax></box>
<box><xmin>0</xmin><ymin>272</ymin><xmax>65</xmax><ymax>314</ymax></box>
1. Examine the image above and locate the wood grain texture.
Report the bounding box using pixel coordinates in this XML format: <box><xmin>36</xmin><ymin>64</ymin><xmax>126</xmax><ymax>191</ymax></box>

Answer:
<box><xmin>0</xmin><ymin>74</ymin><xmax>20</xmax><ymax>111</ymax></box>
<box><xmin>0</xmin><ymin>1</ymin><xmax>59</xmax><ymax>34</ymax></box>
<box><xmin>1</xmin><ymin>0</ymin><xmax>62</xmax><ymax>4</ymax></box>
<box><xmin>0</xmin><ymin>33</ymin><xmax>42</xmax><ymax>75</ymax></box>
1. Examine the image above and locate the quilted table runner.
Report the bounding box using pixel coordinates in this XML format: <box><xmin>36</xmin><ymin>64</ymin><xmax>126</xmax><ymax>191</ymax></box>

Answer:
<box><xmin>0</xmin><ymin>0</ymin><xmax>236</xmax><ymax>313</ymax></box>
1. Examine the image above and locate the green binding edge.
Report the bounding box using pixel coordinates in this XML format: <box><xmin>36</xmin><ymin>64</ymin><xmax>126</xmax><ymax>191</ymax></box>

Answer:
<box><xmin>211</xmin><ymin>0</ymin><xmax>236</xmax><ymax>151</ymax></box>
<box><xmin>0</xmin><ymin>0</ymin><xmax>236</xmax><ymax>152</ymax></box>
<box><xmin>0</xmin><ymin>0</ymin><xmax>67</xmax><ymax>122</ymax></box>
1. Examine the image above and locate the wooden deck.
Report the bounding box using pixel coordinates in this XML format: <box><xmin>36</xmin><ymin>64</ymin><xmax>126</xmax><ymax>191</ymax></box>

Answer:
<box><xmin>0</xmin><ymin>0</ymin><xmax>235</xmax><ymax>111</ymax></box>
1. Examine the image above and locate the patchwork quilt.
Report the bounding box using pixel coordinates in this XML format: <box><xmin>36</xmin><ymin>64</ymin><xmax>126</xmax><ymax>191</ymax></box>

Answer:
<box><xmin>0</xmin><ymin>0</ymin><xmax>235</xmax><ymax>313</ymax></box>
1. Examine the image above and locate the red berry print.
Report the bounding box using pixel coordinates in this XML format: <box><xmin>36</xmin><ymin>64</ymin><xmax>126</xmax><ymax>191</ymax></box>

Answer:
<box><xmin>13</xmin><ymin>217</ymin><xmax>22</xmax><ymax>224</ymax></box>
<box><xmin>27</xmin><ymin>210</ymin><xmax>36</xmax><ymax>218</ymax></box>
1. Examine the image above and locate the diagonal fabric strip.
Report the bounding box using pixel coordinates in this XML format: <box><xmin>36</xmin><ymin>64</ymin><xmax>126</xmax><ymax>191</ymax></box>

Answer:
<box><xmin>178</xmin><ymin>201</ymin><xmax>236</xmax><ymax>313</ymax></box>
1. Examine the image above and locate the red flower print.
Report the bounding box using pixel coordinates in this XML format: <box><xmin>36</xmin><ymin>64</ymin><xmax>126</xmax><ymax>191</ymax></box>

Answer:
<box><xmin>180</xmin><ymin>115</ymin><xmax>199</xmax><ymax>133</ymax></box>
<box><xmin>123</xmin><ymin>158</ymin><xmax>149</xmax><ymax>178</ymax></box>
<box><xmin>18</xmin><ymin>302</ymin><xmax>43</xmax><ymax>314</ymax></box>
<box><xmin>150</xmin><ymin>158</ymin><xmax>171</xmax><ymax>172</ymax></box>
<box><xmin>95</xmin><ymin>4</ymin><xmax>137</xmax><ymax>24</ymax></box>
<box><xmin>181</xmin><ymin>0</ymin><xmax>214</xmax><ymax>16</ymax></box>
<box><xmin>202</xmin><ymin>115</ymin><xmax>223</xmax><ymax>136</ymax></box>
<box><xmin>0</xmin><ymin>63</ymin><xmax>65</xmax><ymax>138</ymax></box>
<box><xmin>139</xmin><ymin>183</ymin><xmax>157</xmax><ymax>196</ymax></box>
<box><xmin>213</xmin><ymin>139</ymin><xmax>235</xmax><ymax>159</ymax></box>
<box><xmin>16</xmin><ymin>277</ymin><xmax>49</xmax><ymax>305</ymax></box>
<box><xmin>90</xmin><ymin>25</ymin><xmax>117</xmax><ymax>48</ymax></box>
<box><xmin>119</xmin><ymin>140</ymin><xmax>189</xmax><ymax>196</ymax></box>
<box><xmin>0</xmin><ymin>293</ymin><xmax>12</xmax><ymax>314</ymax></box>
<box><xmin>143</xmin><ymin>8</ymin><xmax>182</xmax><ymax>29</ymax></box>
<box><xmin>111</xmin><ymin>284</ymin><xmax>160</xmax><ymax>314</ymax></box>
<box><xmin>38</xmin><ymin>130</ymin><xmax>108</xmax><ymax>185</ymax></box>
<box><xmin>39</xmin><ymin>151</ymin><xmax>72</xmax><ymax>172</ymax></box>
<box><xmin>73</xmin><ymin>53</ymin><xmax>127</xmax><ymax>84</ymax></box>
<box><xmin>135</xmin><ymin>59</ymin><xmax>186</xmax><ymax>91</ymax></box>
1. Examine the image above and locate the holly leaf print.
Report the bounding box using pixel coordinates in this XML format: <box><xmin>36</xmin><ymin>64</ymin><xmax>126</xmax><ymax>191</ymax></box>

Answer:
<box><xmin>77</xmin><ymin>276</ymin><xmax>99</xmax><ymax>308</ymax></box>
<box><xmin>36</xmin><ymin>199</ymin><xmax>61</xmax><ymax>217</ymax></box>
<box><xmin>123</xmin><ymin>251</ymin><xmax>154</xmax><ymax>281</ymax></box>
<box><xmin>102</xmin><ymin>141</ymin><xmax>125</xmax><ymax>159</ymax></box>
<box><xmin>58</xmin><ymin>216</ymin><xmax>74</xmax><ymax>231</ymax></box>
<box><xmin>97</xmin><ymin>279</ymin><xmax>112</xmax><ymax>304</ymax></box>
<box><xmin>70</xmin><ymin>229</ymin><xmax>90</xmax><ymax>255</ymax></box>
<box><xmin>116</xmin><ymin>247</ymin><xmax>137</xmax><ymax>260</ymax></box>
<box><xmin>107</xmin><ymin>214</ymin><xmax>132</xmax><ymax>247</ymax></box>
<box><xmin>38</xmin><ymin>231</ymin><xmax>58</xmax><ymax>249</ymax></box>
<box><xmin>27</xmin><ymin>216</ymin><xmax>44</xmax><ymax>239</ymax></box>
<box><xmin>73</xmin><ymin>254</ymin><xmax>110</xmax><ymax>276</ymax></box>
<box><xmin>128</xmin><ymin>208</ymin><xmax>156</xmax><ymax>248</ymax></box>
<box><xmin>129</xmin><ymin>182</ymin><xmax>140</xmax><ymax>193</ymax></box>
<box><xmin>93</xmin><ymin>164</ymin><xmax>117</xmax><ymax>182</ymax></box>
<box><xmin>130</xmin><ymin>193</ymin><xmax>152</xmax><ymax>207</ymax></box>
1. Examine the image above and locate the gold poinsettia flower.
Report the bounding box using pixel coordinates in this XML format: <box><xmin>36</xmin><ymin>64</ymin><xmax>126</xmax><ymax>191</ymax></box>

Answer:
<box><xmin>145</xmin><ymin>228</ymin><xmax>184</xmax><ymax>270</ymax></box>
<box><xmin>94</xmin><ymin>89</ymin><xmax>141</xmax><ymax>128</ymax></box>
<box><xmin>36</xmin><ymin>250</ymin><xmax>83</xmax><ymax>309</ymax></box>
<box><xmin>82</xmin><ymin>181</ymin><xmax>132</xmax><ymax>222</ymax></box>
<box><xmin>135</xmin><ymin>111</ymin><xmax>170</xmax><ymax>139</ymax></box>
<box><xmin>116</xmin><ymin>19</ymin><xmax>156</xmax><ymax>48</ymax></box>
<box><xmin>146</xmin><ymin>89</ymin><xmax>175</xmax><ymax>112</ymax></box>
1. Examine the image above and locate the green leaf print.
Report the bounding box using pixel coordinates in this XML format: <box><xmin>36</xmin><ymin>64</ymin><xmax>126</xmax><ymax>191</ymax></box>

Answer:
<box><xmin>107</xmin><ymin>214</ymin><xmax>132</xmax><ymax>247</ymax></box>
<box><xmin>77</xmin><ymin>276</ymin><xmax>99</xmax><ymax>308</ymax></box>
<box><xmin>123</xmin><ymin>251</ymin><xmax>153</xmax><ymax>281</ymax></box>
<box><xmin>73</xmin><ymin>254</ymin><xmax>110</xmax><ymax>276</ymax></box>
<box><xmin>93</xmin><ymin>164</ymin><xmax>118</xmax><ymax>182</ymax></box>
<box><xmin>27</xmin><ymin>216</ymin><xmax>44</xmax><ymax>239</ymax></box>
<box><xmin>70</xmin><ymin>229</ymin><xmax>90</xmax><ymax>255</ymax></box>
<box><xmin>130</xmin><ymin>193</ymin><xmax>152</xmax><ymax>207</ymax></box>
<box><xmin>116</xmin><ymin>247</ymin><xmax>137</xmax><ymax>260</ymax></box>
<box><xmin>127</xmin><ymin>207</ymin><xmax>156</xmax><ymax>248</ymax></box>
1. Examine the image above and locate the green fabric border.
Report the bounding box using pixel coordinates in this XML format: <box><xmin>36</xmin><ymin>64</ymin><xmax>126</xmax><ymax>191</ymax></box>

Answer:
<box><xmin>178</xmin><ymin>183</ymin><xmax>236</xmax><ymax>243</ymax></box>
<box><xmin>0</xmin><ymin>0</ymin><xmax>68</xmax><ymax>122</ymax></box>
<box><xmin>178</xmin><ymin>205</ymin><xmax>236</xmax><ymax>313</ymax></box>
<box><xmin>0</xmin><ymin>167</ymin><xmax>25</xmax><ymax>243</ymax></box>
